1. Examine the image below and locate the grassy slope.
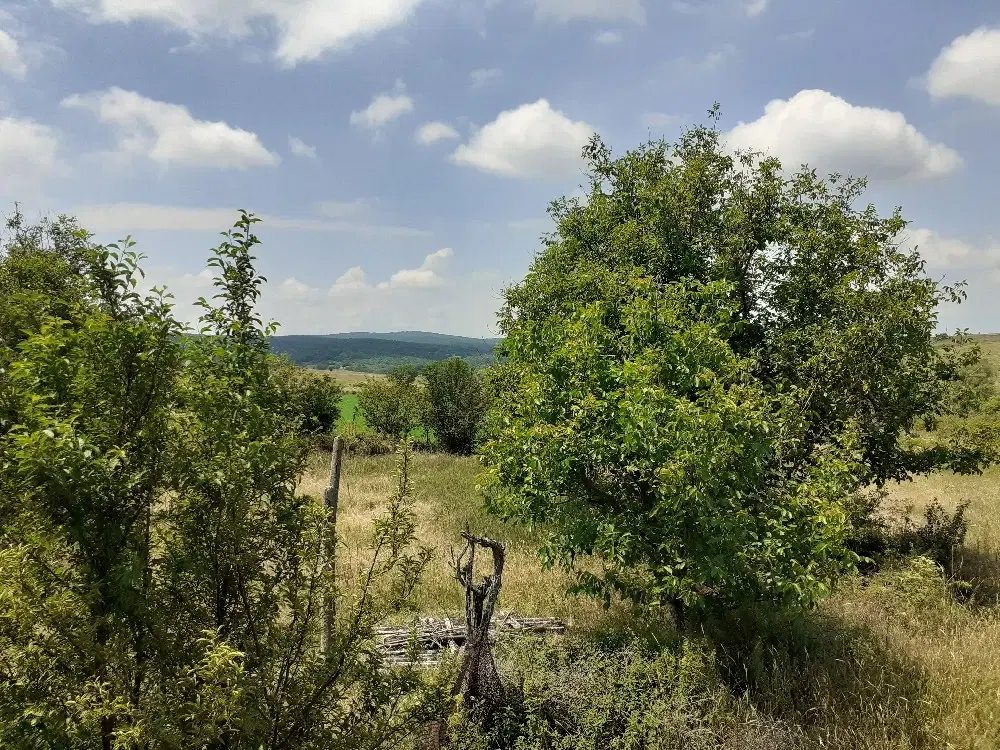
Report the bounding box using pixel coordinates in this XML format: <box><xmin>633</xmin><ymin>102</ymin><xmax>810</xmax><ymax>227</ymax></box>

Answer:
<box><xmin>295</xmin><ymin>337</ymin><xmax>1000</xmax><ymax>747</ymax></box>
<box><xmin>296</xmin><ymin>450</ymin><xmax>1000</xmax><ymax>748</ymax></box>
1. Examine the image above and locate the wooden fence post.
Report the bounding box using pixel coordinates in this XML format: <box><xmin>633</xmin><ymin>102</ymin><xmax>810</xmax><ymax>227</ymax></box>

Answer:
<box><xmin>321</xmin><ymin>435</ymin><xmax>344</xmax><ymax>657</ymax></box>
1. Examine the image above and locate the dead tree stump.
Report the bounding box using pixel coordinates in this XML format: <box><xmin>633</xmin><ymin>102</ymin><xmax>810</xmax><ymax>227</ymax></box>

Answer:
<box><xmin>423</xmin><ymin>530</ymin><xmax>507</xmax><ymax>748</ymax></box>
<box><xmin>452</xmin><ymin>530</ymin><xmax>506</xmax><ymax>719</ymax></box>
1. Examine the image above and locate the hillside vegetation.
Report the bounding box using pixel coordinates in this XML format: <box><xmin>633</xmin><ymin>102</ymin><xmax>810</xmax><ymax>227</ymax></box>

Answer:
<box><xmin>271</xmin><ymin>331</ymin><xmax>501</xmax><ymax>373</ymax></box>
<box><xmin>301</xmin><ymin>335</ymin><xmax>1000</xmax><ymax>748</ymax></box>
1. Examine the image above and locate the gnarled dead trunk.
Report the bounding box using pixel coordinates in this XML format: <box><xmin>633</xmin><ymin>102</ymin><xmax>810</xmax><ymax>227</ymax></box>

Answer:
<box><xmin>452</xmin><ymin>531</ymin><xmax>506</xmax><ymax>712</ymax></box>
<box><xmin>425</xmin><ymin>530</ymin><xmax>507</xmax><ymax>749</ymax></box>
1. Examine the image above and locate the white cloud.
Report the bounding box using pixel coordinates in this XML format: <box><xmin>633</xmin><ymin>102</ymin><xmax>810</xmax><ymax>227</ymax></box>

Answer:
<box><xmin>470</xmin><ymin>67</ymin><xmax>502</xmax><ymax>89</ymax></box>
<box><xmin>725</xmin><ymin>89</ymin><xmax>962</xmax><ymax>182</ymax></box>
<box><xmin>451</xmin><ymin>99</ymin><xmax>595</xmax><ymax>181</ymax></box>
<box><xmin>67</xmin><ymin>203</ymin><xmax>430</xmax><ymax>238</ymax></box>
<box><xmin>416</xmin><ymin>121</ymin><xmax>459</xmax><ymax>145</ymax></box>
<box><xmin>534</xmin><ymin>0</ymin><xmax>644</xmax><ymax>23</ymax></box>
<box><xmin>906</xmin><ymin>227</ymin><xmax>1000</xmax><ymax>272</ymax></box>
<box><xmin>924</xmin><ymin>27</ymin><xmax>1000</xmax><ymax>107</ymax></box>
<box><xmin>0</xmin><ymin>116</ymin><xmax>63</xmax><ymax>193</ymax></box>
<box><xmin>350</xmin><ymin>81</ymin><xmax>414</xmax><ymax>130</ymax></box>
<box><xmin>378</xmin><ymin>247</ymin><xmax>452</xmax><ymax>289</ymax></box>
<box><xmin>331</xmin><ymin>266</ymin><xmax>368</xmax><ymax>292</ymax></box>
<box><xmin>0</xmin><ymin>28</ymin><xmax>26</xmax><ymax>78</ymax></box>
<box><xmin>289</xmin><ymin>135</ymin><xmax>317</xmax><ymax>158</ymax></box>
<box><xmin>742</xmin><ymin>0</ymin><xmax>769</xmax><ymax>17</ymax></box>
<box><xmin>62</xmin><ymin>87</ymin><xmax>279</xmax><ymax>169</ymax></box>
<box><xmin>278</xmin><ymin>277</ymin><xmax>316</xmax><ymax>297</ymax></box>
<box><xmin>593</xmin><ymin>29</ymin><xmax>623</xmax><ymax>44</ymax></box>
<box><xmin>147</xmin><ymin>250</ymin><xmax>503</xmax><ymax>336</ymax></box>
<box><xmin>51</xmin><ymin>0</ymin><xmax>425</xmax><ymax>67</ymax></box>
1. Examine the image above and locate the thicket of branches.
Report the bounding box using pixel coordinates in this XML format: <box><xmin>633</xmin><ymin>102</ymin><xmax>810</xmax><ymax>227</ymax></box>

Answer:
<box><xmin>0</xmin><ymin>210</ymin><xmax>448</xmax><ymax>749</ymax></box>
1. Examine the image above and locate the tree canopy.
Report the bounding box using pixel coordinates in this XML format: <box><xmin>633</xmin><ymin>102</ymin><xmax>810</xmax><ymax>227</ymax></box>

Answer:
<box><xmin>481</xmin><ymin>111</ymin><xmax>984</xmax><ymax>616</ymax></box>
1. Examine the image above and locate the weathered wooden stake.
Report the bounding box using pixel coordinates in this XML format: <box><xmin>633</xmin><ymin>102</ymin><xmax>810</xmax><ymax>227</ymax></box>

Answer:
<box><xmin>321</xmin><ymin>435</ymin><xmax>344</xmax><ymax>657</ymax></box>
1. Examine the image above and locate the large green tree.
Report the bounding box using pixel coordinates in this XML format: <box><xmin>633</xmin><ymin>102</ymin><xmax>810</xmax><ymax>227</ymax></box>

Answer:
<box><xmin>481</xmin><ymin>111</ymin><xmax>983</xmax><ymax>618</ymax></box>
<box><xmin>422</xmin><ymin>357</ymin><xmax>487</xmax><ymax>455</ymax></box>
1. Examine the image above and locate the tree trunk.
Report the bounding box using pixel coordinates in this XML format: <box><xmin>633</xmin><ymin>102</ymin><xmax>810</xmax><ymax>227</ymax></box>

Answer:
<box><xmin>452</xmin><ymin>532</ymin><xmax>506</xmax><ymax>722</ymax></box>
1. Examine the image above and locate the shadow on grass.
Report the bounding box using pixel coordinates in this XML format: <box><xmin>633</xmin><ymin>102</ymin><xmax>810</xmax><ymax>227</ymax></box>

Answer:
<box><xmin>951</xmin><ymin>544</ymin><xmax>1000</xmax><ymax>607</ymax></box>
<box><xmin>701</xmin><ymin>605</ymin><xmax>937</xmax><ymax>749</ymax></box>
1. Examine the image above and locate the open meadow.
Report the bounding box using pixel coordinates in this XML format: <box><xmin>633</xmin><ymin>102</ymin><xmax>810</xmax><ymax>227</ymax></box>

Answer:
<box><xmin>286</xmin><ymin>336</ymin><xmax>1000</xmax><ymax>749</ymax></box>
<box><xmin>293</xmin><ymin>447</ymin><xmax>1000</xmax><ymax>749</ymax></box>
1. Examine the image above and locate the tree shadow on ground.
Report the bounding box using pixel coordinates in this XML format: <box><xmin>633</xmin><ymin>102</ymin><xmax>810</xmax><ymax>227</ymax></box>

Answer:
<box><xmin>950</xmin><ymin>545</ymin><xmax>1000</xmax><ymax>607</ymax></box>
<box><xmin>701</xmin><ymin>605</ymin><xmax>938</xmax><ymax>749</ymax></box>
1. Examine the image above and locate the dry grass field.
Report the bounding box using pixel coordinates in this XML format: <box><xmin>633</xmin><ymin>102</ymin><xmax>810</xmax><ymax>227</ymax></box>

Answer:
<box><xmin>308</xmin><ymin>368</ymin><xmax>383</xmax><ymax>393</ymax></box>
<box><xmin>290</xmin><ymin>336</ymin><xmax>1000</xmax><ymax>748</ymax></box>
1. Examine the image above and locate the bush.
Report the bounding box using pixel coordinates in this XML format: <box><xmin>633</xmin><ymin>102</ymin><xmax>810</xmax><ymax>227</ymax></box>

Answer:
<box><xmin>339</xmin><ymin>421</ymin><xmax>397</xmax><ymax>456</ymax></box>
<box><xmin>422</xmin><ymin>357</ymin><xmax>487</xmax><ymax>455</ymax></box>
<box><xmin>896</xmin><ymin>500</ymin><xmax>970</xmax><ymax>571</ymax></box>
<box><xmin>446</xmin><ymin>637</ymin><xmax>747</xmax><ymax>750</ymax></box>
<box><xmin>357</xmin><ymin>375</ymin><xmax>426</xmax><ymax>439</ymax></box>
<box><xmin>0</xmin><ymin>211</ymin><xmax>448</xmax><ymax>749</ymax></box>
<box><xmin>482</xmin><ymin>113</ymin><xmax>983</xmax><ymax>616</ymax></box>
<box><xmin>279</xmin><ymin>367</ymin><xmax>344</xmax><ymax>435</ymax></box>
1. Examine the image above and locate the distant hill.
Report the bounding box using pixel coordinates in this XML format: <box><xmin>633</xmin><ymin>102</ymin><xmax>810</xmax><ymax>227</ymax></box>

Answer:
<box><xmin>270</xmin><ymin>331</ymin><xmax>502</xmax><ymax>373</ymax></box>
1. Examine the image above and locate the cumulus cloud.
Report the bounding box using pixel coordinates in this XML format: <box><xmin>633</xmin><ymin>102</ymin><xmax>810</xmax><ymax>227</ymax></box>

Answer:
<box><xmin>470</xmin><ymin>67</ymin><xmax>502</xmax><ymax>89</ymax></box>
<box><xmin>62</xmin><ymin>87</ymin><xmax>279</xmax><ymax>169</ymax></box>
<box><xmin>451</xmin><ymin>99</ymin><xmax>595</xmax><ymax>181</ymax></box>
<box><xmin>350</xmin><ymin>81</ymin><xmax>414</xmax><ymax>130</ymax></box>
<box><xmin>288</xmin><ymin>135</ymin><xmax>317</xmax><ymax>158</ymax></box>
<box><xmin>906</xmin><ymin>227</ymin><xmax>1000</xmax><ymax>272</ymax></box>
<box><xmin>535</xmin><ymin>0</ymin><xmax>645</xmax><ymax>23</ymax></box>
<box><xmin>379</xmin><ymin>247</ymin><xmax>452</xmax><ymax>289</ymax></box>
<box><xmin>416</xmin><ymin>121</ymin><xmax>459</xmax><ymax>145</ymax></box>
<box><xmin>0</xmin><ymin>28</ymin><xmax>26</xmax><ymax>78</ymax></box>
<box><xmin>67</xmin><ymin>203</ymin><xmax>430</xmax><ymax>238</ymax></box>
<box><xmin>145</xmin><ymin>248</ymin><xmax>503</xmax><ymax>336</ymax></box>
<box><xmin>924</xmin><ymin>26</ymin><xmax>1000</xmax><ymax>107</ymax></box>
<box><xmin>51</xmin><ymin>0</ymin><xmax>425</xmax><ymax>67</ymax></box>
<box><xmin>0</xmin><ymin>116</ymin><xmax>63</xmax><ymax>193</ymax></box>
<box><xmin>725</xmin><ymin>89</ymin><xmax>962</xmax><ymax>182</ymax></box>
<box><xmin>278</xmin><ymin>277</ymin><xmax>315</xmax><ymax>297</ymax></box>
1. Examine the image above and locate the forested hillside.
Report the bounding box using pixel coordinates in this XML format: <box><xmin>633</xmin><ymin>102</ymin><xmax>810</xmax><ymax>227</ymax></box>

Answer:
<box><xmin>270</xmin><ymin>331</ymin><xmax>501</xmax><ymax>372</ymax></box>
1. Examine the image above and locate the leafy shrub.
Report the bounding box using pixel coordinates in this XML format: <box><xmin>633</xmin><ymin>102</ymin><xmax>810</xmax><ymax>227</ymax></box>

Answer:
<box><xmin>0</xmin><ymin>211</ymin><xmax>448</xmax><ymax>749</ymax></box>
<box><xmin>357</xmin><ymin>375</ymin><xmax>426</xmax><ymax>439</ymax></box>
<box><xmin>279</xmin><ymin>366</ymin><xmax>344</xmax><ymax>435</ymax></box>
<box><xmin>339</xmin><ymin>421</ymin><xmax>397</xmax><ymax>456</ymax></box>
<box><xmin>0</xmin><ymin>209</ymin><xmax>92</xmax><ymax>358</ymax></box>
<box><xmin>896</xmin><ymin>500</ymin><xmax>970</xmax><ymax>571</ymax></box>
<box><xmin>483</xmin><ymin>113</ymin><xmax>983</xmax><ymax>616</ymax></box>
<box><xmin>422</xmin><ymin>357</ymin><xmax>488</xmax><ymax>455</ymax></box>
<box><xmin>936</xmin><ymin>339</ymin><xmax>996</xmax><ymax>419</ymax></box>
<box><xmin>388</xmin><ymin>363</ymin><xmax>420</xmax><ymax>385</ymax></box>
<box><xmin>446</xmin><ymin>637</ymin><xmax>746</xmax><ymax>750</ymax></box>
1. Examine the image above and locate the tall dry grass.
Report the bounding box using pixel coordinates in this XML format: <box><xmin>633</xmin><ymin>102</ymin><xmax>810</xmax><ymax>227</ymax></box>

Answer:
<box><xmin>297</xmin><ymin>449</ymin><xmax>1000</xmax><ymax>748</ymax></box>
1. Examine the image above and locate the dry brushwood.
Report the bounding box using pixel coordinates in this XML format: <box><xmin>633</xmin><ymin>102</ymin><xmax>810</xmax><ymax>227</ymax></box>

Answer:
<box><xmin>375</xmin><ymin>616</ymin><xmax>566</xmax><ymax>665</ymax></box>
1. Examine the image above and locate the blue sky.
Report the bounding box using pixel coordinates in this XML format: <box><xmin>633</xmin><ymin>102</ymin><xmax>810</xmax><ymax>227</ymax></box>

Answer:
<box><xmin>1</xmin><ymin>0</ymin><xmax>998</xmax><ymax>337</ymax></box>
